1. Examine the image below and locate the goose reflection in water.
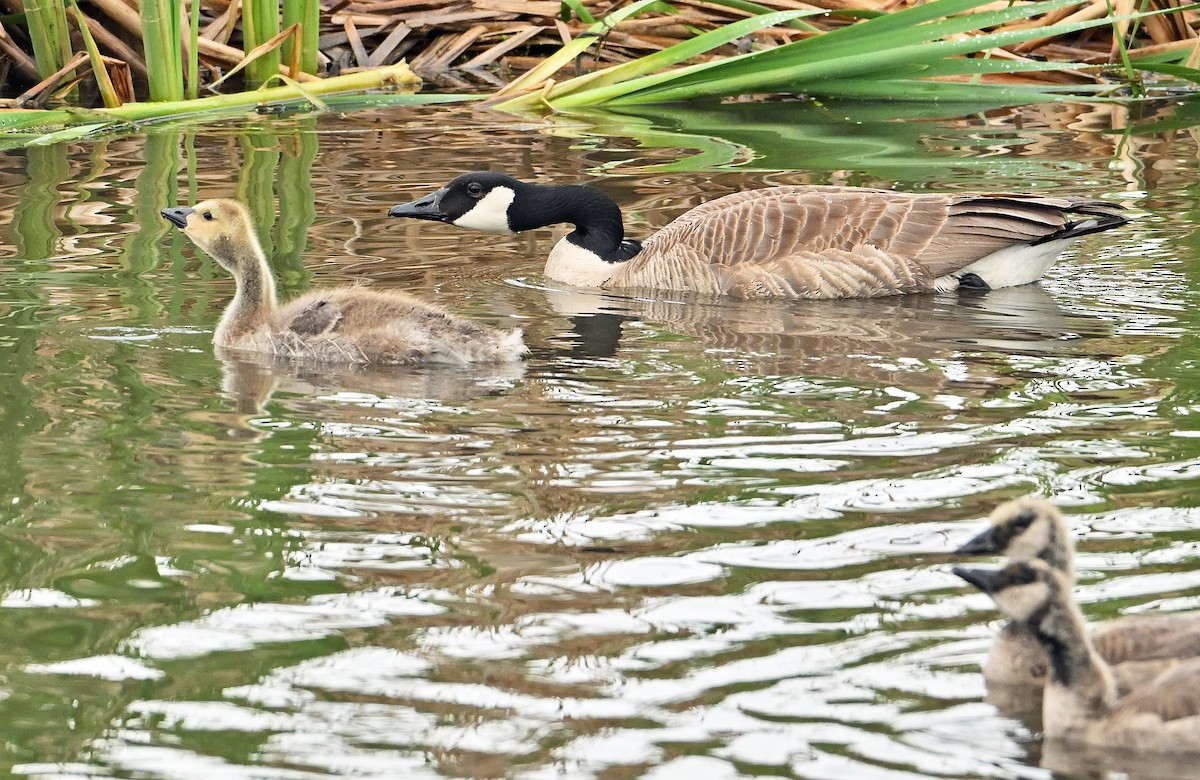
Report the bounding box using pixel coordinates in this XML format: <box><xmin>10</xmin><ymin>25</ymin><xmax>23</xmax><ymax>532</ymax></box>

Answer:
<box><xmin>536</xmin><ymin>282</ymin><xmax>1112</xmax><ymax>390</ymax></box>
<box><xmin>216</xmin><ymin>348</ymin><xmax>526</xmax><ymax>417</ymax></box>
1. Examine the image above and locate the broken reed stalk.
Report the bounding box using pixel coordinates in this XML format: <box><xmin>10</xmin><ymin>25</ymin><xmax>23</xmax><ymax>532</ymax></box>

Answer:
<box><xmin>96</xmin><ymin>62</ymin><xmax>420</xmax><ymax>123</ymax></box>
<box><xmin>66</xmin><ymin>0</ymin><xmax>119</xmax><ymax>107</ymax></box>
<box><xmin>242</xmin><ymin>0</ymin><xmax>281</xmax><ymax>85</ymax></box>
<box><xmin>282</xmin><ymin>0</ymin><xmax>320</xmax><ymax>75</ymax></box>
<box><xmin>0</xmin><ymin>22</ymin><xmax>40</xmax><ymax>82</ymax></box>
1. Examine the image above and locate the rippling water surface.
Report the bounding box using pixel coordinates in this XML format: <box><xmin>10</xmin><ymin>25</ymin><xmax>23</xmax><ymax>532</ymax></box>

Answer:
<box><xmin>1</xmin><ymin>98</ymin><xmax>1200</xmax><ymax>779</ymax></box>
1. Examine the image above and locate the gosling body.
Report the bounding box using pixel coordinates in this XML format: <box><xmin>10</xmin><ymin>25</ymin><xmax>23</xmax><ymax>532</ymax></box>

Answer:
<box><xmin>956</xmin><ymin>560</ymin><xmax>1200</xmax><ymax>752</ymax></box>
<box><xmin>957</xmin><ymin>499</ymin><xmax>1200</xmax><ymax>693</ymax></box>
<box><xmin>388</xmin><ymin>172</ymin><xmax>1128</xmax><ymax>300</ymax></box>
<box><xmin>162</xmin><ymin>199</ymin><xmax>525</xmax><ymax>366</ymax></box>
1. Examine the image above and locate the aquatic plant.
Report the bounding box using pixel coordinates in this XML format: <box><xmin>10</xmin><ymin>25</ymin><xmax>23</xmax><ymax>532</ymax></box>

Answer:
<box><xmin>0</xmin><ymin>65</ymin><xmax>437</xmax><ymax>150</ymax></box>
<box><xmin>492</xmin><ymin>0</ymin><xmax>1200</xmax><ymax>110</ymax></box>
<box><xmin>22</xmin><ymin>0</ymin><xmax>72</xmax><ymax>80</ymax></box>
<box><xmin>6</xmin><ymin>0</ymin><xmax>1200</xmax><ymax>135</ymax></box>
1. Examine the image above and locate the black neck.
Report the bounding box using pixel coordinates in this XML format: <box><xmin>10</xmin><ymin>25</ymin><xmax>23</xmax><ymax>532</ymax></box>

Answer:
<box><xmin>1028</xmin><ymin>600</ymin><xmax>1094</xmax><ymax>688</ymax></box>
<box><xmin>1038</xmin><ymin>532</ymin><xmax>1070</xmax><ymax>578</ymax></box>
<box><xmin>512</xmin><ymin>182</ymin><xmax>642</xmax><ymax>263</ymax></box>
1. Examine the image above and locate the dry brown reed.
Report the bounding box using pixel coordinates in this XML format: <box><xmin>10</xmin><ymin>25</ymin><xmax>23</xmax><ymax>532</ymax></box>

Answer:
<box><xmin>0</xmin><ymin>0</ymin><xmax>1195</xmax><ymax>104</ymax></box>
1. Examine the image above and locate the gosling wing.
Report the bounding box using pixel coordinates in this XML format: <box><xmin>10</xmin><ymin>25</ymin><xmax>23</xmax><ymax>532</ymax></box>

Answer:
<box><xmin>1110</xmin><ymin>657</ymin><xmax>1200</xmax><ymax>723</ymax></box>
<box><xmin>284</xmin><ymin>298</ymin><xmax>344</xmax><ymax>336</ymax></box>
<box><xmin>1093</xmin><ymin>613</ymin><xmax>1200</xmax><ymax>665</ymax></box>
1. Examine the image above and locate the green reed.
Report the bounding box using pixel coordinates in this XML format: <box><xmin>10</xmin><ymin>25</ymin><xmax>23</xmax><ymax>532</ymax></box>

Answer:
<box><xmin>68</xmin><ymin>0</ymin><xmax>120</xmax><ymax>108</ymax></box>
<box><xmin>282</xmin><ymin>0</ymin><xmax>320</xmax><ymax>75</ymax></box>
<box><xmin>141</xmin><ymin>0</ymin><xmax>183</xmax><ymax>101</ymax></box>
<box><xmin>496</xmin><ymin>0</ymin><xmax>1200</xmax><ymax>111</ymax></box>
<box><xmin>187</xmin><ymin>0</ymin><xmax>201</xmax><ymax>100</ymax></box>
<box><xmin>242</xmin><ymin>0</ymin><xmax>281</xmax><ymax>86</ymax></box>
<box><xmin>23</xmin><ymin>0</ymin><xmax>71</xmax><ymax>80</ymax></box>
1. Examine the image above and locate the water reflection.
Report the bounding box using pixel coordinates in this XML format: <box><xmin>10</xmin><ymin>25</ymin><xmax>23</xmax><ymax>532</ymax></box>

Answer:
<box><xmin>538</xmin><ymin>281</ymin><xmax>1105</xmax><ymax>380</ymax></box>
<box><xmin>217</xmin><ymin>350</ymin><xmax>526</xmax><ymax>415</ymax></box>
<box><xmin>0</xmin><ymin>99</ymin><xmax>1198</xmax><ymax>778</ymax></box>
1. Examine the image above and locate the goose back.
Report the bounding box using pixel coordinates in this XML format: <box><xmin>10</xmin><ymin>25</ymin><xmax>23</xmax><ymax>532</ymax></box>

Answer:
<box><xmin>1093</xmin><ymin>613</ymin><xmax>1200</xmax><ymax>666</ymax></box>
<box><xmin>1110</xmin><ymin>659</ymin><xmax>1200</xmax><ymax>724</ymax></box>
<box><xmin>256</xmin><ymin>288</ymin><xmax>524</xmax><ymax>365</ymax></box>
<box><xmin>610</xmin><ymin>186</ymin><xmax>1124</xmax><ymax>299</ymax></box>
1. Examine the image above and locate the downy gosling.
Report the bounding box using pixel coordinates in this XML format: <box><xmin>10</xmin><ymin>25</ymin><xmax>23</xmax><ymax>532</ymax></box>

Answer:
<box><xmin>387</xmin><ymin>172</ymin><xmax>1128</xmax><ymax>300</ymax></box>
<box><xmin>955</xmin><ymin>559</ymin><xmax>1200</xmax><ymax>753</ymax></box>
<box><xmin>161</xmin><ymin>199</ymin><xmax>526</xmax><ymax>365</ymax></box>
<box><xmin>957</xmin><ymin>499</ymin><xmax>1200</xmax><ymax>692</ymax></box>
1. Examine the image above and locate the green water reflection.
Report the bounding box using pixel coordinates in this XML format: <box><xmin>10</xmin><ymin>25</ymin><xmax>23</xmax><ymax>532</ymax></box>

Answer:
<box><xmin>0</xmin><ymin>99</ymin><xmax>1197</xmax><ymax>778</ymax></box>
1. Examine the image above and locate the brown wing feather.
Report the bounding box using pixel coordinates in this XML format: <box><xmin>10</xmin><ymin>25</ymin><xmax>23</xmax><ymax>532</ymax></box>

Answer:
<box><xmin>1111</xmin><ymin>657</ymin><xmax>1200</xmax><ymax>722</ymax></box>
<box><xmin>1093</xmin><ymin>613</ymin><xmax>1200</xmax><ymax>665</ymax></box>
<box><xmin>641</xmin><ymin>186</ymin><xmax>952</xmax><ymax>265</ymax></box>
<box><xmin>611</xmin><ymin>186</ymin><xmax>1122</xmax><ymax>297</ymax></box>
<box><xmin>919</xmin><ymin>195</ymin><xmax>1124</xmax><ymax>276</ymax></box>
<box><xmin>611</xmin><ymin>243</ymin><xmax>935</xmax><ymax>300</ymax></box>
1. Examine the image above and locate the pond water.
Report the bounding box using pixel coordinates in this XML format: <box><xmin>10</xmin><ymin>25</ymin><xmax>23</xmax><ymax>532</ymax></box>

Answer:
<box><xmin>1</xmin><ymin>96</ymin><xmax>1199</xmax><ymax>779</ymax></box>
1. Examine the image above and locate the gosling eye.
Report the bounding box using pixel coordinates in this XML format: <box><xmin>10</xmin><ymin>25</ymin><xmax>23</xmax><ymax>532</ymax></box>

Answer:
<box><xmin>465</xmin><ymin>182</ymin><xmax>485</xmax><ymax>199</ymax></box>
<box><xmin>202</xmin><ymin>211</ymin><xmax>214</xmax><ymax>221</ymax></box>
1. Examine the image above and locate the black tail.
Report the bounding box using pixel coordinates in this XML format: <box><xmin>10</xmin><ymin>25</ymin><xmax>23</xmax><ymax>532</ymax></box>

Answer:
<box><xmin>1032</xmin><ymin>204</ymin><xmax>1129</xmax><ymax>245</ymax></box>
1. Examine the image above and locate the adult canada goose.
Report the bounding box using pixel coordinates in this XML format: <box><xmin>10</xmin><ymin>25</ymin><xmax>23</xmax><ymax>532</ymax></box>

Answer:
<box><xmin>954</xmin><ymin>559</ymin><xmax>1200</xmax><ymax>752</ymax></box>
<box><xmin>161</xmin><ymin>199</ymin><xmax>525</xmax><ymax>365</ymax></box>
<box><xmin>387</xmin><ymin>172</ymin><xmax>1128</xmax><ymax>300</ymax></box>
<box><xmin>956</xmin><ymin>499</ymin><xmax>1200</xmax><ymax>692</ymax></box>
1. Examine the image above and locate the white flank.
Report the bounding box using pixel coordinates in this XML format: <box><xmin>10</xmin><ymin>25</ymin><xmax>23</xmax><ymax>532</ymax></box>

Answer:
<box><xmin>452</xmin><ymin>187</ymin><xmax>516</xmax><ymax>232</ymax></box>
<box><xmin>544</xmin><ymin>237</ymin><xmax>619</xmax><ymax>288</ymax></box>
<box><xmin>934</xmin><ymin>237</ymin><xmax>1071</xmax><ymax>292</ymax></box>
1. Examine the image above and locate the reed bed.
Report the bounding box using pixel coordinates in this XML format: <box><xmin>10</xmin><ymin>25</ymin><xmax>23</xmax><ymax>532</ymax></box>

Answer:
<box><xmin>0</xmin><ymin>0</ymin><xmax>1198</xmax><ymax>114</ymax></box>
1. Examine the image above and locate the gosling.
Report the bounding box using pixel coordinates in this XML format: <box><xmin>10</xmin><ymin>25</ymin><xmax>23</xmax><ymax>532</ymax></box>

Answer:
<box><xmin>957</xmin><ymin>499</ymin><xmax>1200</xmax><ymax>693</ymax></box>
<box><xmin>161</xmin><ymin>199</ymin><xmax>526</xmax><ymax>365</ymax></box>
<box><xmin>955</xmin><ymin>559</ymin><xmax>1200</xmax><ymax>752</ymax></box>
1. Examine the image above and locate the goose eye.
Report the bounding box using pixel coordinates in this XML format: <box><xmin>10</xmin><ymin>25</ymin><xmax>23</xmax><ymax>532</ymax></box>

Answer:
<box><xmin>466</xmin><ymin>182</ymin><xmax>484</xmax><ymax>199</ymax></box>
<box><xmin>202</xmin><ymin>211</ymin><xmax>214</xmax><ymax>221</ymax></box>
<box><xmin>1011</xmin><ymin>509</ymin><xmax>1037</xmax><ymax>532</ymax></box>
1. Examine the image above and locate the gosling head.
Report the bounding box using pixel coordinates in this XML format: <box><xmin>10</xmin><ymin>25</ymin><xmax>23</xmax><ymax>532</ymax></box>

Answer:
<box><xmin>953</xmin><ymin>559</ymin><xmax>1061</xmax><ymax>626</ymax></box>
<box><xmin>388</xmin><ymin>172</ymin><xmax>524</xmax><ymax>233</ymax></box>
<box><xmin>957</xmin><ymin>558</ymin><xmax>1104</xmax><ymax>690</ymax></box>
<box><xmin>161</xmin><ymin>198</ymin><xmax>264</xmax><ymax>274</ymax></box>
<box><xmin>956</xmin><ymin>498</ymin><xmax>1074</xmax><ymax>576</ymax></box>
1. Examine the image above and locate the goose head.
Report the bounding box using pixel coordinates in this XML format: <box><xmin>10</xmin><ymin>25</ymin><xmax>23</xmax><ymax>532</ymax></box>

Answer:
<box><xmin>953</xmin><ymin>559</ymin><xmax>1062</xmax><ymax>626</ymax></box>
<box><xmin>161</xmin><ymin>198</ymin><xmax>265</xmax><ymax>275</ymax></box>
<box><xmin>956</xmin><ymin>498</ymin><xmax>1074</xmax><ymax>577</ymax></box>
<box><xmin>388</xmin><ymin>172</ymin><xmax>525</xmax><ymax>233</ymax></box>
<box><xmin>389</xmin><ymin>173</ymin><xmax>643</xmax><ymax>286</ymax></box>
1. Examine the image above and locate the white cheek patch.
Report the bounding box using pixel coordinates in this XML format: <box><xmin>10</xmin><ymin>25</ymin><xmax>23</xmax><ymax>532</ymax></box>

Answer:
<box><xmin>452</xmin><ymin>187</ymin><xmax>516</xmax><ymax>233</ymax></box>
<box><xmin>995</xmin><ymin>581</ymin><xmax>1050</xmax><ymax>622</ymax></box>
<box><xmin>1008</xmin><ymin>522</ymin><xmax>1051</xmax><ymax>560</ymax></box>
